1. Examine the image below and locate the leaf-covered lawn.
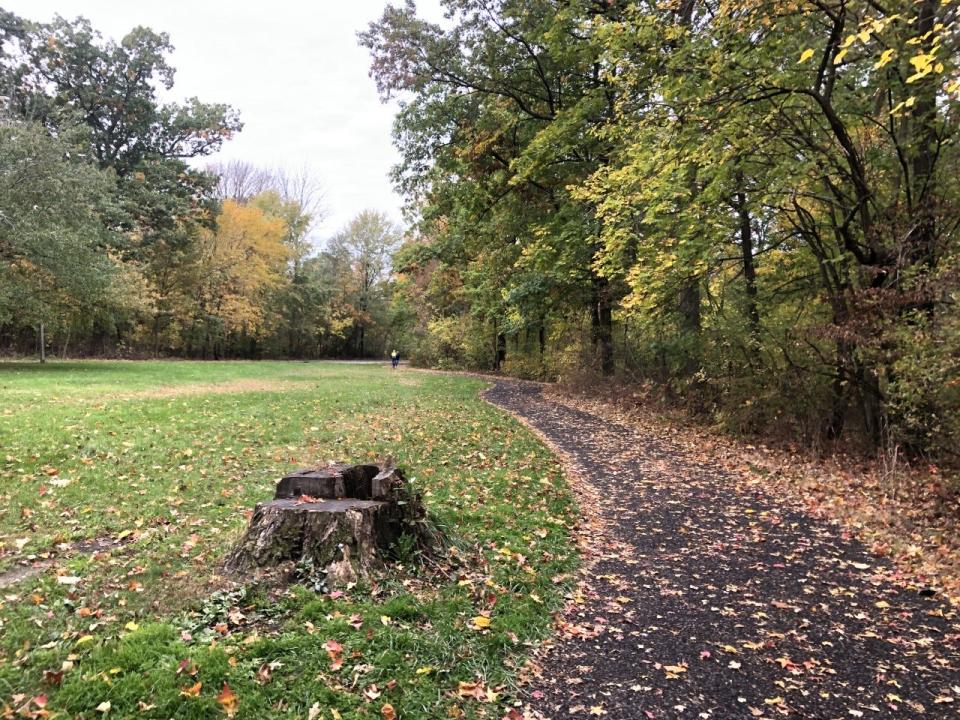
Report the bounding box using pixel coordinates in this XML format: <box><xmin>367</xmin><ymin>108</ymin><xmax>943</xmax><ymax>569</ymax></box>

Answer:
<box><xmin>0</xmin><ymin>361</ymin><xmax>577</xmax><ymax>719</ymax></box>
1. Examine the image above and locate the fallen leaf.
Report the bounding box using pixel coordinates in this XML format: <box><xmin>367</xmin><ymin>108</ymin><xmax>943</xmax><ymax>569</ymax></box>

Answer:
<box><xmin>325</xmin><ymin>639</ymin><xmax>344</xmax><ymax>670</ymax></box>
<box><xmin>256</xmin><ymin>663</ymin><xmax>272</xmax><ymax>684</ymax></box>
<box><xmin>217</xmin><ymin>683</ymin><xmax>238</xmax><ymax>717</ymax></box>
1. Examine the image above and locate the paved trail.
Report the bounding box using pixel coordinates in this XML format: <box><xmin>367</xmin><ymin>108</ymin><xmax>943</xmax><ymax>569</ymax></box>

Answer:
<box><xmin>484</xmin><ymin>380</ymin><xmax>960</xmax><ymax>720</ymax></box>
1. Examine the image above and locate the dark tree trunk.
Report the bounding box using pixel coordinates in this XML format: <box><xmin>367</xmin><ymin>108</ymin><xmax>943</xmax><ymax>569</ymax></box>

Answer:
<box><xmin>591</xmin><ymin>275</ymin><xmax>614</xmax><ymax>376</ymax></box>
<box><xmin>904</xmin><ymin>0</ymin><xmax>940</xmax><ymax>275</ymax></box>
<box><xmin>858</xmin><ymin>366</ymin><xmax>886</xmax><ymax>446</ymax></box>
<box><xmin>678</xmin><ymin>280</ymin><xmax>701</xmax><ymax>376</ymax></box>
<box><xmin>736</xmin><ymin>189</ymin><xmax>761</xmax><ymax>347</ymax></box>
<box><xmin>678</xmin><ymin>282</ymin><xmax>700</xmax><ymax>336</ymax></box>
<box><xmin>825</xmin><ymin>339</ymin><xmax>850</xmax><ymax>440</ymax></box>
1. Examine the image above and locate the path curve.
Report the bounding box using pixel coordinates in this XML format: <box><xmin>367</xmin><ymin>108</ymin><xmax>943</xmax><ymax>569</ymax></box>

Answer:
<box><xmin>484</xmin><ymin>380</ymin><xmax>960</xmax><ymax>720</ymax></box>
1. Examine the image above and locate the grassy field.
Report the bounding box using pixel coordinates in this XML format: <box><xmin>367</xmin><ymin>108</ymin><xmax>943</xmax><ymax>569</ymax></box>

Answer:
<box><xmin>0</xmin><ymin>361</ymin><xmax>576</xmax><ymax>719</ymax></box>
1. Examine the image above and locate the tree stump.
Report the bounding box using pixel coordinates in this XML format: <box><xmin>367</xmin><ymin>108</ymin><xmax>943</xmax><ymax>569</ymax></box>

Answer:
<box><xmin>224</xmin><ymin>463</ymin><xmax>432</xmax><ymax>585</ymax></box>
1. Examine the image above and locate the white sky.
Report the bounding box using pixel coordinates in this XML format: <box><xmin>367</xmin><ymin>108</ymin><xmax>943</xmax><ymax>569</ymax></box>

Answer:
<box><xmin>5</xmin><ymin>0</ymin><xmax>444</xmax><ymax>244</ymax></box>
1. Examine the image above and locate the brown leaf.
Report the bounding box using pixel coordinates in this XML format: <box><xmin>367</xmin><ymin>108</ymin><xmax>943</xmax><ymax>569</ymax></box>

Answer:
<box><xmin>256</xmin><ymin>663</ymin><xmax>272</xmax><ymax>685</ymax></box>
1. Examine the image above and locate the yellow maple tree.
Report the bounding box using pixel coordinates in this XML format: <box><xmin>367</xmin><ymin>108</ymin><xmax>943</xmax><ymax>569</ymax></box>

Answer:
<box><xmin>194</xmin><ymin>199</ymin><xmax>289</xmax><ymax>336</ymax></box>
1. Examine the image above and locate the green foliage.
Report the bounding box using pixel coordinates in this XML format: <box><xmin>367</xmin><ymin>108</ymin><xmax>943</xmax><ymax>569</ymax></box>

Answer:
<box><xmin>0</xmin><ymin>8</ymin><xmax>248</xmax><ymax>358</ymax></box>
<box><xmin>325</xmin><ymin>210</ymin><xmax>402</xmax><ymax>357</ymax></box>
<box><xmin>886</xmin><ymin>303</ymin><xmax>960</xmax><ymax>455</ymax></box>
<box><xmin>0</xmin><ymin>10</ymin><xmax>407</xmax><ymax>364</ymax></box>
<box><xmin>7</xmin><ymin>13</ymin><xmax>239</xmax><ymax>243</ymax></box>
<box><xmin>0</xmin><ymin>120</ymin><xmax>118</xmax><ymax>329</ymax></box>
<box><xmin>366</xmin><ymin>0</ymin><xmax>960</xmax><ymax>460</ymax></box>
<box><xmin>422</xmin><ymin>315</ymin><xmax>494</xmax><ymax>370</ymax></box>
<box><xmin>362</xmin><ymin>0</ymin><xmax>624</xmax><ymax>375</ymax></box>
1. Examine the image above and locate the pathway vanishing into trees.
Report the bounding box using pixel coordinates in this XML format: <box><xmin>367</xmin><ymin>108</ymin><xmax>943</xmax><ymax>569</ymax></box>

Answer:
<box><xmin>484</xmin><ymin>380</ymin><xmax>960</xmax><ymax>719</ymax></box>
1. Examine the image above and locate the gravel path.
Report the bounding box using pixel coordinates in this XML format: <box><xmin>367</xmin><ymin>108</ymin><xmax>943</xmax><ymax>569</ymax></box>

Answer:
<box><xmin>484</xmin><ymin>380</ymin><xmax>960</xmax><ymax>719</ymax></box>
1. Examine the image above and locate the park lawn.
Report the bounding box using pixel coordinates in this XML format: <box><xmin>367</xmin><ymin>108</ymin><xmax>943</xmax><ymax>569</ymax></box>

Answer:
<box><xmin>0</xmin><ymin>361</ymin><xmax>577</xmax><ymax>719</ymax></box>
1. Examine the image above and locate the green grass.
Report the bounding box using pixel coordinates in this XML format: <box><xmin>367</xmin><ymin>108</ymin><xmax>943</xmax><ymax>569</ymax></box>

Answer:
<box><xmin>0</xmin><ymin>361</ymin><xmax>577</xmax><ymax>719</ymax></box>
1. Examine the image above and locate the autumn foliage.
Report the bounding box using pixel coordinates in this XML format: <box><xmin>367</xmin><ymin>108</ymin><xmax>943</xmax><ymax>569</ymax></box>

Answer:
<box><xmin>363</xmin><ymin>0</ymin><xmax>960</xmax><ymax>458</ymax></box>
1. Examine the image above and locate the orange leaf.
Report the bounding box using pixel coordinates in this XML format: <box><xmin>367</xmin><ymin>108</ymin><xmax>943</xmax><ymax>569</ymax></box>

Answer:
<box><xmin>217</xmin><ymin>682</ymin><xmax>239</xmax><ymax>718</ymax></box>
<box><xmin>381</xmin><ymin>703</ymin><xmax>396</xmax><ymax>720</ymax></box>
<box><xmin>180</xmin><ymin>681</ymin><xmax>202</xmax><ymax>697</ymax></box>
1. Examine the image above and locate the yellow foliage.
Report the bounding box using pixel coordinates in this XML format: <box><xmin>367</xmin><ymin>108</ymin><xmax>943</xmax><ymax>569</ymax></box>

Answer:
<box><xmin>195</xmin><ymin>199</ymin><xmax>289</xmax><ymax>335</ymax></box>
<box><xmin>875</xmin><ymin>49</ymin><xmax>896</xmax><ymax>69</ymax></box>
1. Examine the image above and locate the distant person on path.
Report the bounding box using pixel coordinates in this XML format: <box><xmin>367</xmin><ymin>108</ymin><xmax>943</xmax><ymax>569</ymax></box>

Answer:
<box><xmin>391</xmin><ymin>349</ymin><xmax>400</xmax><ymax>369</ymax></box>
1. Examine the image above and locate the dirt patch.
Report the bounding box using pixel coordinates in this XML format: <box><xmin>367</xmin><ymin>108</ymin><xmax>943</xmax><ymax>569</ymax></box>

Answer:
<box><xmin>1</xmin><ymin>378</ymin><xmax>319</xmax><ymax>408</ymax></box>
<box><xmin>0</xmin><ymin>536</ymin><xmax>118</xmax><ymax>590</ymax></box>
<box><xmin>0</xmin><ymin>563</ymin><xmax>46</xmax><ymax>590</ymax></box>
<box><xmin>120</xmin><ymin>378</ymin><xmax>311</xmax><ymax>400</ymax></box>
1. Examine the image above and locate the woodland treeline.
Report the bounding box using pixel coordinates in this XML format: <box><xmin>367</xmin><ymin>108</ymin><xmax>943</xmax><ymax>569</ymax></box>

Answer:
<box><xmin>0</xmin><ymin>9</ymin><xmax>400</xmax><ymax>360</ymax></box>
<box><xmin>2</xmin><ymin>2</ymin><xmax>958</xmax><ymax>457</ymax></box>
<box><xmin>363</xmin><ymin>0</ymin><xmax>960</xmax><ymax>455</ymax></box>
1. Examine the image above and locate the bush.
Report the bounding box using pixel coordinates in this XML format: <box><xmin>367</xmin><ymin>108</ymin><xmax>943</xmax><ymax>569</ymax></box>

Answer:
<box><xmin>886</xmin><ymin>306</ymin><xmax>960</xmax><ymax>456</ymax></box>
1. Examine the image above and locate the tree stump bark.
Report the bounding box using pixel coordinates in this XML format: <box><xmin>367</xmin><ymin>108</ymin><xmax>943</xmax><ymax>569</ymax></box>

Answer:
<box><xmin>224</xmin><ymin>463</ymin><xmax>432</xmax><ymax>585</ymax></box>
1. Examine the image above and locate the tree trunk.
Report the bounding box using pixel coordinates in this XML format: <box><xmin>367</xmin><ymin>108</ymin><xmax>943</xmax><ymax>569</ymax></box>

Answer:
<box><xmin>905</xmin><ymin>0</ymin><xmax>940</xmax><ymax>273</ymax></box>
<box><xmin>591</xmin><ymin>275</ymin><xmax>614</xmax><ymax>376</ymax></box>
<box><xmin>39</xmin><ymin>322</ymin><xmax>45</xmax><ymax>364</ymax></box>
<box><xmin>60</xmin><ymin>325</ymin><xmax>71</xmax><ymax>360</ymax></box>
<box><xmin>858</xmin><ymin>365</ymin><xmax>886</xmax><ymax>446</ymax></box>
<box><xmin>678</xmin><ymin>281</ymin><xmax>700</xmax><ymax>336</ymax></box>
<box><xmin>736</xmin><ymin>189</ymin><xmax>761</xmax><ymax>348</ymax></box>
<box><xmin>495</xmin><ymin>331</ymin><xmax>506</xmax><ymax>371</ymax></box>
<box><xmin>677</xmin><ymin>280</ymin><xmax>701</xmax><ymax>377</ymax></box>
<box><xmin>825</xmin><ymin>339</ymin><xmax>850</xmax><ymax>440</ymax></box>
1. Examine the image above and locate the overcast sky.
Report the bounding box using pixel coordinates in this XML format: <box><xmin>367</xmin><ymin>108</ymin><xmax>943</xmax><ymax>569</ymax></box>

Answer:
<box><xmin>5</xmin><ymin>0</ymin><xmax>444</xmax><ymax>243</ymax></box>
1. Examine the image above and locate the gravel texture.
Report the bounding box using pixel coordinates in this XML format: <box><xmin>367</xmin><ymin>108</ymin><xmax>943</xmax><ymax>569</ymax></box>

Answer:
<box><xmin>484</xmin><ymin>380</ymin><xmax>960</xmax><ymax>719</ymax></box>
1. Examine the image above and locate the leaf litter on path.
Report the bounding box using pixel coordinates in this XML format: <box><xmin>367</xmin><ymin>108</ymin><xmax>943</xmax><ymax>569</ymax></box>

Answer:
<box><xmin>484</xmin><ymin>380</ymin><xmax>960</xmax><ymax>720</ymax></box>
